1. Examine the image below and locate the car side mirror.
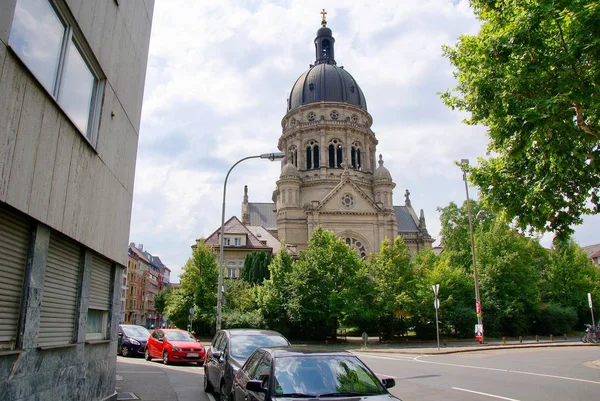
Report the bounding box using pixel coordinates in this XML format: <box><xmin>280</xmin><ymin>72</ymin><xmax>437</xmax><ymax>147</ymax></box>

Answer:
<box><xmin>212</xmin><ymin>350</ymin><xmax>221</xmax><ymax>359</ymax></box>
<box><xmin>118</xmin><ymin>332</ymin><xmax>123</xmax><ymax>337</ymax></box>
<box><xmin>381</xmin><ymin>378</ymin><xmax>395</xmax><ymax>389</ymax></box>
<box><xmin>158</xmin><ymin>338</ymin><xmax>163</xmax><ymax>342</ymax></box>
<box><xmin>246</xmin><ymin>380</ymin><xmax>267</xmax><ymax>393</ymax></box>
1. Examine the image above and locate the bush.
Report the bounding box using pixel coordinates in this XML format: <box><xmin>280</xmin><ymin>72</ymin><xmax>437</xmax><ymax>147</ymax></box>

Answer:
<box><xmin>222</xmin><ymin>310</ymin><xmax>265</xmax><ymax>329</ymax></box>
<box><xmin>534</xmin><ymin>304</ymin><xmax>577</xmax><ymax>335</ymax></box>
<box><xmin>414</xmin><ymin>322</ymin><xmax>437</xmax><ymax>340</ymax></box>
<box><xmin>446</xmin><ymin>306</ymin><xmax>476</xmax><ymax>339</ymax></box>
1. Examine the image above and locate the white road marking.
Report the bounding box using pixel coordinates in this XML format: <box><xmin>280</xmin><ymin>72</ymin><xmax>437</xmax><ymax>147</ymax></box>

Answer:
<box><xmin>415</xmin><ymin>357</ymin><xmax>600</xmax><ymax>385</ymax></box>
<box><xmin>355</xmin><ymin>353</ymin><xmax>418</xmax><ymax>361</ymax></box>
<box><xmin>207</xmin><ymin>393</ymin><xmax>216</xmax><ymax>401</ymax></box>
<box><xmin>452</xmin><ymin>387</ymin><xmax>520</xmax><ymax>401</ymax></box>
<box><xmin>374</xmin><ymin>372</ymin><xmax>397</xmax><ymax>378</ymax></box>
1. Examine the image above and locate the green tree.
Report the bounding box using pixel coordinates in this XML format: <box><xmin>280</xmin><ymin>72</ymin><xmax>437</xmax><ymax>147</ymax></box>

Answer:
<box><xmin>476</xmin><ymin>220</ymin><xmax>543</xmax><ymax>336</ymax></box>
<box><xmin>285</xmin><ymin>227</ymin><xmax>364</xmax><ymax>339</ymax></box>
<box><xmin>154</xmin><ymin>288</ymin><xmax>172</xmax><ymax>316</ymax></box>
<box><xmin>241</xmin><ymin>251</ymin><xmax>272</xmax><ymax>285</ymax></box>
<box><xmin>367</xmin><ymin>236</ymin><xmax>416</xmax><ymax>338</ymax></box>
<box><xmin>255</xmin><ymin>242</ymin><xmax>295</xmax><ymax>335</ymax></box>
<box><xmin>441</xmin><ymin>1</ymin><xmax>600</xmax><ymax>238</ymax></box>
<box><xmin>542</xmin><ymin>238</ymin><xmax>600</xmax><ymax>325</ymax></box>
<box><xmin>168</xmin><ymin>240</ymin><xmax>219</xmax><ymax>334</ymax></box>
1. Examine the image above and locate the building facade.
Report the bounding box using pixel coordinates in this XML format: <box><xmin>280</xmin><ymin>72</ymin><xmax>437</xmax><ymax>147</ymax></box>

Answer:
<box><xmin>0</xmin><ymin>1</ymin><xmax>153</xmax><ymax>400</ymax></box>
<box><xmin>242</xmin><ymin>17</ymin><xmax>433</xmax><ymax>256</ymax></box>
<box><xmin>125</xmin><ymin>246</ymin><xmax>148</xmax><ymax>326</ymax></box>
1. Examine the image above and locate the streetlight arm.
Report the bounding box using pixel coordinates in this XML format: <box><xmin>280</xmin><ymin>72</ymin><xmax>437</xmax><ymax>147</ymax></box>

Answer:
<box><xmin>216</xmin><ymin>152</ymin><xmax>284</xmax><ymax>331</ymax></box>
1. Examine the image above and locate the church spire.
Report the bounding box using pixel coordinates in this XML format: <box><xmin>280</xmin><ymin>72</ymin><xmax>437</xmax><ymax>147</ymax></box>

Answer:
<box><xmin>314</xmin><ymin>10</ymin><xmax>336</xmax><ymax>66</ymax></box>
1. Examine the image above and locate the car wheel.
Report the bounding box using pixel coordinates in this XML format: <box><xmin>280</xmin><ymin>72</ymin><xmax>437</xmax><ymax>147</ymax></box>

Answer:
<box><xmin>144</xmin><ymin>348</ymin><xmax>152</xmax><ymax>361</ymax></box>
<box><xmin>203</xmin><ymin>368</ymin><xmax>214</xmax><ymax>393</ymax></box>
<box><xmin>163</xmin><ymin>351</ymin><xmax>170</xmax><ymax>365</ymax></box>
<box><xmin>220</xmin><ymin>382</ymin><xmax>230</xmax><ymax>401</ymax></box>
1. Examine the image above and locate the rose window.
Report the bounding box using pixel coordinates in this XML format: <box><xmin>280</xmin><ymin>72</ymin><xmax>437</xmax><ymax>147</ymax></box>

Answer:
<box><xmin>341</xmin><ymin>194</ymin><xmax>354</xmax><ymax>209</ymax></box>
<box><xmin>330</xmin><ymin>110</ymin><xmax>339</xmax><ymax>120</ymax></box>
<box><xmin>307</xmin><ymin>112</ymin><xmax>316</xmax><ymax>122</ymax></box>
<box><xmin>345</xmin><ymin>237</ymin><xmax>367</xmax><ymax>258</ymax></box>
<box><xmin>351</xmin><ymin>114</ymin><xmax>358</xmax><ymax>123</ymax></box>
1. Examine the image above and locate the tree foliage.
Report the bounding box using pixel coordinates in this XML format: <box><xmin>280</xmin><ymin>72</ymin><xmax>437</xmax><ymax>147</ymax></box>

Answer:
<box><xmin>241</xmin><ymin>252</ymin><xmax>272</xmax><ymax>285</ymax></box>
<box><xmin>442</xmin><ymin>0</ymin><xmax>600</xmax><ymax>238</ymax></box>
<box><xmin>153</xmin><ymin>288</ymin><xmax>171</xmax><ymax>315</ymax></box>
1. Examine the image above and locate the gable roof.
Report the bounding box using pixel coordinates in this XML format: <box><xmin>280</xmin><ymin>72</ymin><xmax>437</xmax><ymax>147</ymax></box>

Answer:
<box><xmin>582</xmin><ymin>244</ymin><xmax>600</xmax><ymax>258</ymax></box>
<box><xmin>315</xmin><ymin>175</ymin><xmax>381</xmax><ymax>213</ymax></box>
<box><xmin>203</xmin><ymin>216</ymin><xmax>271</xmax><ymax>250</ymax></box>
<box><xmin>246</xmin><ymin>226</ymin><xmax>283</xmax><ymax>253</ymax></box>
<box><xmin>129</xmin><ymin>246</ymin><xmax>151</xmax><ymax>264</ymax></box>
<box><xmin>394</xmin><ymin>206</ymin><xmax>419</xmax><ymax>232</ymax></box>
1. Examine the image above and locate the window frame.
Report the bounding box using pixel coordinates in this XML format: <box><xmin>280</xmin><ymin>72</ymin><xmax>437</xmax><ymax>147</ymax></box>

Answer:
<box><xmin>85</xmin><ymin>308</ymin><xmax>109</xmax><ymax>341</ymax></box>
<box><xmin>8</xmin><ymin>0</ymin><xmax>105</xmax><ymax>147</ymax></box>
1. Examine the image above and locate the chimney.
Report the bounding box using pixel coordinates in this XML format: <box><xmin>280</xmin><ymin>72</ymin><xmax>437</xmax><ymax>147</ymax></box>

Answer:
<box><xmin>139</xmin><ymin>244</ymin><xmax>143</xmax><ymax>251</ymax></box>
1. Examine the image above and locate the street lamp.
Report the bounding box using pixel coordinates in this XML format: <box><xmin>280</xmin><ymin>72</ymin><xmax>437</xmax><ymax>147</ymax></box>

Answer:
<box><xmin>461</xmin><ymin>159</ymin><xmax>484</xmax><ymax>343</ymax></box>
<box><xmin>216</xmin><ymin>152</ymin><xmax>285</xmax><ymax>331</ymax></box>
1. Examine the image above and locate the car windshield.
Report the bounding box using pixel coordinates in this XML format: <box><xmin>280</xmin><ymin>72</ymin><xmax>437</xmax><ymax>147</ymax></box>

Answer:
<box><xmin>122</xmin><ymin>326</ymin><xmax>150</xmax><ymax>338</ymax></box>
<box><xmin>165</xmin><ymin>331</ymin><xmax>196</xmax><ymax>341</ymax></box>
<box><xmin>272</xmin><ymin>355</ymin><xmax>386</xmax><ymax>397</ymax></box>
<box><xmin>230</xmin><ymin>334</ymin><xmax>289</xmax><ymax>360</ymax></box>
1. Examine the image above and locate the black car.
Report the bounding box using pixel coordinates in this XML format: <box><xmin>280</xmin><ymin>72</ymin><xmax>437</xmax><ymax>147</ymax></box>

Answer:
<box><xmin>204</xmin><ymin>329</ymin><xmax>290</xmax><ymax>401</ymax></box>
<box><xmin>231</xmin><ymin>347</ymin><xmax>401</xmax><ymax>401</ymax></box>
<box><xmin>118</xmin><ymin>324</ymin><xmax>150</xmax><ymax>357</ymax></box>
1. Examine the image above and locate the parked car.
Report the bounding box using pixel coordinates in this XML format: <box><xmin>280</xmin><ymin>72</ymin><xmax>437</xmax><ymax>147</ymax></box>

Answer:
<box><xmin>145</xmin><ymin>328</ymin><xmax>206</xmax><ymax>365</ymax></box>
<box><xmin>118</xmin><ymin>324</ymin><xmax>150</xmax><ymax>357</ymax></box>
<box><xmin>204</xmin><ymin>329</ymin><xmax>290</xmax><ymax>401</ymax></box>
<box><xmin>232</xmin><ymin>347</ymin><xmax>401</xmax><ymax>401</ymax></box>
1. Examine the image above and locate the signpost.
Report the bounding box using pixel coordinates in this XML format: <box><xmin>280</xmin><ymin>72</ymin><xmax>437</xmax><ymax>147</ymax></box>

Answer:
<box><xmin>588</xmin><ymin>293</ymin><xmax>595</xmax><ymax>327</ymax></box>
<box><xmin>432</xmin><ymin>284</ymin><xmax>440</xmax><ymax>351</ymax></box>
<box><xmin>188</xmin><ymin>307</ymin><xmax>195</xmax><ymax>333</ymax></box>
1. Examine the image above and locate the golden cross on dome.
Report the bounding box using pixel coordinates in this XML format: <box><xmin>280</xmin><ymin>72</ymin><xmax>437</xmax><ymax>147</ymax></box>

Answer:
<box><xmin>321</xmin><ymin>9</ymin><xmax>327</xmax><ymax>26</ymax></box>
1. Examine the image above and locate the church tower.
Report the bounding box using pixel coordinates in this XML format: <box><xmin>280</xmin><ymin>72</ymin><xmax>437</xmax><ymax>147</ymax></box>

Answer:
<box><xmin>245</xmin><ymin>11</ymin><xmax>433</xmax><ymax>255</ymax></box>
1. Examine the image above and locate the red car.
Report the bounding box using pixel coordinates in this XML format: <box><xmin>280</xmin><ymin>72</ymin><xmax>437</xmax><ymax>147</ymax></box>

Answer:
<box><xmin>145</xmin><ymin>329</ymin><xmax>206</xmax><ymax>365</ymax></box>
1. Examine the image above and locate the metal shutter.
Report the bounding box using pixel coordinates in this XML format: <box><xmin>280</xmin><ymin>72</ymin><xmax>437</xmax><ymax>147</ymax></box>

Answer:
<box><xmin>38</xmin><ymin>233</ymin><xmax>81</xmax><ymax>346</ymax></box>
<box><xmin>89</xmin><ymin>254</ymin><xmax>113</xmax><ymax>310</ymax></box>
<box><xmin>0</xmin><ymin>206</ymin><xmax>30</xmax><ymax>347</ymax></box>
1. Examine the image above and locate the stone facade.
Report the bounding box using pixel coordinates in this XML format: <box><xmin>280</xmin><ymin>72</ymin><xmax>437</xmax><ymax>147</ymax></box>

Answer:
<box><xmin>0</xmin><ymin>1</ymin><xmax>153</xmax><ymax>400</ymax></box>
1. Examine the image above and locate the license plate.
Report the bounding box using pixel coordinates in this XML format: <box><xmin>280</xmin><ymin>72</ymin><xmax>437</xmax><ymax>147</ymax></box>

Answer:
<box><xmin>187</xmin><ymin>353</ymin><xmax>199</xmax><ymax>357</ymax></box>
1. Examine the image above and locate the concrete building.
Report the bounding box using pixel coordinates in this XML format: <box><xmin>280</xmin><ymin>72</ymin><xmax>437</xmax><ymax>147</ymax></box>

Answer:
<box><xmin>0</xmin><ymin>1</ymin><xmax>153</xmax><ymax>400</ymax></box>
<box><xmin>242</xmin><ymin>17</ymin><xmax>433</xmax><ymax>256</ymax></box>
<box><xmin>125</xmin><ymin>246</ymin><xmax>148</xmax><ymax>326</ymax></box>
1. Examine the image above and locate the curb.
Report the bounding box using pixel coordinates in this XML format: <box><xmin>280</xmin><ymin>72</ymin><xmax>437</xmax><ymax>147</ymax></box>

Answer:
<box><xmin>350</xmin><ymin>342</ymin><xmax>595</xmax><ymax>355</ymax></box>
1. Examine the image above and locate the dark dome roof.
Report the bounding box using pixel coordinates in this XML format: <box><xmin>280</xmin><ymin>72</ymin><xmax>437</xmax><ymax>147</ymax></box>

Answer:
<box><xmin>287</xmin><ymin>64</ymin><xmax>367</xmax><ymax>112</ymax></box>
<box><xmin>287</xmin><ymin>23</ymin><xmax>367</xmax><ymax>112</ymax></box>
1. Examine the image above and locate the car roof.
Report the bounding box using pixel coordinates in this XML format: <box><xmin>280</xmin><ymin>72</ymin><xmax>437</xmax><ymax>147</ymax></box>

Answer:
<box><xmin>120</xmin><ymin>324</ymin><xmax>147</xmax><ymax>328</ymax></box>
<box><xmin>260</xmin><ymin>347</ymin><xmax>355</xmax><ymax>358</ymax></box>
<box><xmin>224</xmin><ymin>329</ymin><xmax>287</xmax><ymax>337</ymax></box>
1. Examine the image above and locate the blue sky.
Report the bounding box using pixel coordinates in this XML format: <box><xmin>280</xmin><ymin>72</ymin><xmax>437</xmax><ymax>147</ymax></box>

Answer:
<box><xmin>130</xmin><ymin>0</ymin><xmax>599</xmax><ymax>281</ymax></box>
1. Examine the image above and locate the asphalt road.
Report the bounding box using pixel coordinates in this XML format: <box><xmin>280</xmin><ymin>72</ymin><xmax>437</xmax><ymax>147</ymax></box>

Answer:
<box><xmin>116</xmin><ymin>347</ymin><xmax>600</xmax><ymax>401</ymax></box>
<box><xmin>358</xmin><ymin>347</ymin><xmax>600</xmax><ymax>401</ymax></box>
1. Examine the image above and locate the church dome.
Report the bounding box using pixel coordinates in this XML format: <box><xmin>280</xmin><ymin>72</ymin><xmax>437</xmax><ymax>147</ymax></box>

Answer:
<box><xmin>280</xmin><ymin>162</ymin><xmax>300</xmax><ymax>178</ymax></box>
<box><xmin>374</xmin><ymin>155</ymin><xmax>392</xmax><ymax>181</ymax></box>
<box><xmin>287</xmin><ymin>22</ymin><xmax>367</xmax><ymax>112</ymax></box>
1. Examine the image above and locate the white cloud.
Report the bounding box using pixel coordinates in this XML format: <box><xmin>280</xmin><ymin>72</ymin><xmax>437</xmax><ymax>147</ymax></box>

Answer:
<box><xmin>131</xmin><ymin>0</ymin><xmax>599</xmax><ymax>281</ymax></box>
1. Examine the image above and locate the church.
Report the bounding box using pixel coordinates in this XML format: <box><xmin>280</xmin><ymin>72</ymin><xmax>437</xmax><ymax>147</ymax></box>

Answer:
<box><xmin>238</xmin><ymin>12</ymin><xmax>433</xmax><ymax>257</ymax></box>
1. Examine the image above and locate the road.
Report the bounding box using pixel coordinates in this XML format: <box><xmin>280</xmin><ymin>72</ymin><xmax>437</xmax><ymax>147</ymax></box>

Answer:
<box><xmin>116</xmin><ymin>347</ymin><xmax>600</xmax><ymax>401</ymax></box>
<box><xmin>358</xmin><ymin>347</ymin><xmax>600</xmax><ymax>401</ymax></box>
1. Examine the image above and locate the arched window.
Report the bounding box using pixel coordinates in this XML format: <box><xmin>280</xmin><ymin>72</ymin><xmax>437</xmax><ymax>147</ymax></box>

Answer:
<box><xmin>288</xmin><ymin>145</ymin><xmax>298</xmax><ymax>167</ymax></box>
<box><xmin>351</xmin><ymin>142</ymin><xmax>362</xmax><ymax>170</ymax></box>
<box><xmin>322</xmin><ymin>39</ymin><xmax>331</xmax><ymax>59</ymax></box>
<box><xmin>306</xmin><ymin>140</ymin><xmax>319</xmax><ymax>170</ymax></box>
<box><xmin>344</xmin><ymin>237</ymin><xmax>367</xmax><ymax>258</ymax></box>
<box><xmin>328</xmin><ymin>139</ymin><xmax>343</xmax><ymax>168</ymax></box>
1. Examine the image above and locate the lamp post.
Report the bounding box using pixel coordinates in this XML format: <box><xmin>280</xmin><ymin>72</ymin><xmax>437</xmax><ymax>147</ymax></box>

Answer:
<box><xmin>461</xmin><ymin>159</ymin><xmax>484</xmax><ymax>343</ymax></box>
<box><xmin>216</xmin><ymin>152</ymin><xmax>285</xmax><ymax>331</ymax></box>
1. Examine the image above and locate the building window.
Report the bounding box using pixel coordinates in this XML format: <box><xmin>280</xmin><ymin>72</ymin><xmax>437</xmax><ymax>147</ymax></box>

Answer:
<box><xmin>86</xmin><ymin>309</ymin><xmax>108</xmax><ymax>340</ymax></box>
<box><xmin>351</xmin><ymin>143</ymin><xmax>362</xmax><ymax>170</ymax></box>
<box><xmin>234</xmin><ymin>238</ymin><xmax>241</xmax><ymax>246</ymax></box>
<box><xmin>288</xmin><ymin>145</ymin><xmax>298</xmax><ymax>167</ymax></box>
<box><xmin>306</xmin><ymin>140</ymin><xmax>319</xmax><ymax>170</ymax></box>
<box><xmin>8</xmin><ymin>0</ymin><xmax>104</xmax><ymax>145</ymax></box>
<box><xmin>223</xmin><ymin>238</ymin><xmax>230</xmax><ymax>246</ymax></box>
<box><xmin>329</xmin><ymin>139</ymin><xmax>343</xmax><ymax>168</ymax></box>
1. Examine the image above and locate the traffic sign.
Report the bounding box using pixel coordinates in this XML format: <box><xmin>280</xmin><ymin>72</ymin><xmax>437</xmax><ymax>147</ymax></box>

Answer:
<box><xmin>434</xmin><ymin>299</ymin><xmax>440</xmax><ymax>309</ymax></box>
<box><xmin>588</xmin><ymin>293</ymin><xmax>593</xmax><ymax>308</ymax></box>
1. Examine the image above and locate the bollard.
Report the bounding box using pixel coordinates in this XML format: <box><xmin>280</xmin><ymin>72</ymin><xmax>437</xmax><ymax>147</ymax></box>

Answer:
<box><xmin>519</xmin><ymin>336</ymin><xmax>522</xmax><ymax>343</ymax></box>
<box><xmin>550</xmin><ymin>334</ymin><xmax>554</xmax><ymax>342</ymax></box>
<box><xmin>443</xmin><ymin>339</ymin><xmax>447</xmax><ymax>347</ymax></box>
<box><xmin>362</xmin><ymin>332</ymin><xmax>368</xmax><ymax>349</ymax></box>
<box><xmin>502</xmin><ymin>337</ymin><xmax>506</xmax><ymax>345</ymax></box>
<box><xmin>564</xmin><ymin>333</ymin><xmax>567</xmax><ymax>341</ymax></box>
<box><xmin>536</xmin><ymin>335</ymin><xmax>539</xmax><ymax>343</ymax></box>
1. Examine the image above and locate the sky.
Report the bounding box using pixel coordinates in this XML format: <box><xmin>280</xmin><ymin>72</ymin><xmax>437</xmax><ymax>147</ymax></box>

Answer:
<box><xmin>130</xmin><ymin>0</ymin><xmax>599</xmax><ymax>282</ymax></box>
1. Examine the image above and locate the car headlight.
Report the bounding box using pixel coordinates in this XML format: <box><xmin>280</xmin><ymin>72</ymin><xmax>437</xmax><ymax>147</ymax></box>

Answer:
<box><xmin>172</xmin><ymin>346</ymin><xmax>181</xmax><ymax>351</ymax></box>
<box><xmin>129</xmin><ymin>339</ymin><xmax>140</xmax><ymax>345</ymax></box>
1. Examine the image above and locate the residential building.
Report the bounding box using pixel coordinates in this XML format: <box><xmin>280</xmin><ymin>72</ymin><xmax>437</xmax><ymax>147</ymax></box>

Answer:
<box><xmin>196</xmin><ymin>216</ymin><xmax>277</xmax><ymax>279</ymax></box>
<box><xmin>240</xmin><ymin>17</ymin><xmax>433</xmax><ymax>257</ymax></box>
<box><xmin>583</xmin><ymin>244</ymin><xmax>600</xmax><ymax>267</ymax></box>
<box><xmin>125</xmin><ymin>246</ymin><xmax>148</xmax><ymax>326</ymax></box>
<box><xmin>0</xmin><ymin>1</ymin><xmax>153</xmax><ymax>400</ymax></box>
